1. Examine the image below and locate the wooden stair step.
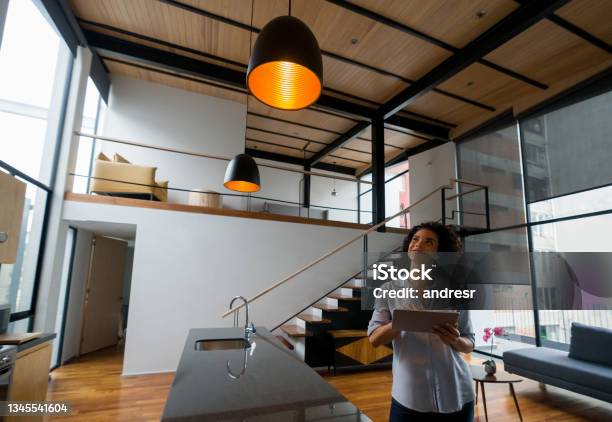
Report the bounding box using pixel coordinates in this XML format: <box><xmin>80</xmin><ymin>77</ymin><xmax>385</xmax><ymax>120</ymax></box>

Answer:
<box><xmin>328</xmin><ymin>329</ymin><xmax>368</xmax><ymax>339</ymax></box>
<box><xmin>279</xmin><ymin>324</ymin><xmax>312</xmax><ymax>337</ymax></box>
<box><xmin>312</xmin><ymin>303</ymin><xmax>348</xmax><ymax>312</ymax></box>
<box><xmin>328</xmin><ymin>293</ymin><xmax>361</xmax><ymax>301</ymax></box>
<box><xmin>297</xmin><ymin>314</ymin><xmax>331</xmax><ymax>324</ymax></box>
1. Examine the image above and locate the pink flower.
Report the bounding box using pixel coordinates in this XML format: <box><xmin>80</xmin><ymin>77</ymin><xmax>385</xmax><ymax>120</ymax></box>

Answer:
<box><xmin>493</xmin><ymin>327</ymin><xmax>504</xmax><ymax>336</ymax></box>
<box><xmin>484</xmin><ymin>328</ymin><xmax>491</xmax><ymax>335</ymax></box>
<box><xmin>482</xmin><ymin>334</ymin><xmax>489</xmax><ymax>343</ymax></box>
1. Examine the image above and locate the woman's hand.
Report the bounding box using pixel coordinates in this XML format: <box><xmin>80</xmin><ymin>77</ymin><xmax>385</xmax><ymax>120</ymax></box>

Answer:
<box><xmin>369</xmin><ymin>322</ymin><xmax>400</xmax><ymax>347</ymax></box>
<box><xmin>432</xmin><ymin>322</ymin><xmax>474</xmax><ymax>353</ymax></box>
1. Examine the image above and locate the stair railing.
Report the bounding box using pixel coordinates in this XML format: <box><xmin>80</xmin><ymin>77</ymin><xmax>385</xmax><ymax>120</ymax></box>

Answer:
<box><xmin>444</xmin><ymin>178</ymin><xmax>490</xmax><ymax>231</ymax></box>
<box><xmin>221</xmin><ymin>178</ymin><xmax>483</xmax><ymax>319</ymax></box>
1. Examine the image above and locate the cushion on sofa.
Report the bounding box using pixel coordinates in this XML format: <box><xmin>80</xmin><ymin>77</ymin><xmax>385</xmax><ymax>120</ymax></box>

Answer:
<box><xmin>97</xmin><ymin>152</ymin><xmax>111</xmax><ymax>161</ymax></box>
<box><xmin>113</xmin><ymin>153</ymin><xmax>131</xmax><ymax>164</ymax></box>
<box><xmin>504</xmin><ymin>347</ymin><xmax>612</xmax><ymax>394</ymax></box>
<box><xmin>569</xmin><ymin>322</ymin><xmax>612</xmax><ymax>367</ymax></box>
<box><xmin>153</xmin><ymin>180</ymin><xmax>169</xmax><ymax>202</ymax></box>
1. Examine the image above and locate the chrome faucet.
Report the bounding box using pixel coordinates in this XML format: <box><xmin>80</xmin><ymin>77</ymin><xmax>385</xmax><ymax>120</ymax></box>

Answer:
<box><xmin>229</xmin><ymin>296</ymin><xmax>256</xmax><ymax>338</ymax></box>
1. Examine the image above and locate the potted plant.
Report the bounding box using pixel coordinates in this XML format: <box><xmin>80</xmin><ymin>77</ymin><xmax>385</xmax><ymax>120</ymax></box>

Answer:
<box><xmin>482</xmin><ymin>327</ymin><xmax>504</xmax><ymax>375</ymax></box>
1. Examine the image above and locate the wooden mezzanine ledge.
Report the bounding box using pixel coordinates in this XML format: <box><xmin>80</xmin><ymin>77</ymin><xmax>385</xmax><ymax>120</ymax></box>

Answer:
<box><xmin>64</xmin><ymin>193</ymin><xmax>410</xmax><ymax>234</ymax></box>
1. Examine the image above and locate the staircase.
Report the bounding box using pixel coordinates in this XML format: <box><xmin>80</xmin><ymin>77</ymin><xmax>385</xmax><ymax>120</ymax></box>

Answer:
<box><xmin>275</xmin><ymin>253</ymin><xmax>403</xmax><ymax>371</ymax></box>
<box><xmin>229</xmin><ymin>179</ymin><xmax>492</xmax><ymax>371</ymax></box>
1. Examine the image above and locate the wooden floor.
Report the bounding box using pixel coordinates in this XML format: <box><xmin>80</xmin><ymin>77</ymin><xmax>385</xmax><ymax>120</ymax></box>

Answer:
<box><xmin>46</xmin><ymin>347</ymin><xmax>612</xmax><ymax>421</ymax></box>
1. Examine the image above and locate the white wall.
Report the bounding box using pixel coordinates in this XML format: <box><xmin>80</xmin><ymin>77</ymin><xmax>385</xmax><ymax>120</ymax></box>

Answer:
<box><xmin>99</xmin><ymin>75</ymin><xmax>246</xmax><ymax>208</ymax></box>
<box><xmin>408</xmin><ymin>142</ymin><xmax>457</xmax><ymax>225</ymax></box>
<box><xmin>63</xmin><ymin>200</ymin><xmax>404</xmax><ymax>375</ymax></box>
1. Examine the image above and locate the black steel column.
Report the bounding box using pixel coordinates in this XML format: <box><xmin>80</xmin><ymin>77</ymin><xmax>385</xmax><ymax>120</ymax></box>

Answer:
<box><xmin>303</xmin><ymin>163</ymin><xmax>311</xmax><ymax>208</ymax></box>
<box><xmin>372</xmin><ymin>115</ymin><xmax>385</xmax><ymax>232</ymax></box>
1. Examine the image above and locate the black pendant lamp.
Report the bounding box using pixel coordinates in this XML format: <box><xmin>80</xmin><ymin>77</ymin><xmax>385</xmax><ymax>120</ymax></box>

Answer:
<box><xmin>224</xmin><ymin>153</ymin><xmax>260</xmax><ymax>193</ymax></box>
<box><xmin>247</xmin><ymin>9</ymin><xmax>323</xmax><ymax>110</ymax></box>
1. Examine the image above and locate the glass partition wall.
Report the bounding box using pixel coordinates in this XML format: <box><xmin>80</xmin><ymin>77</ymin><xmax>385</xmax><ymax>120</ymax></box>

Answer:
<box><xmin>457</xmin><ymin>83</ymin><xmax>612</xmax><ymax>357</ymax></box>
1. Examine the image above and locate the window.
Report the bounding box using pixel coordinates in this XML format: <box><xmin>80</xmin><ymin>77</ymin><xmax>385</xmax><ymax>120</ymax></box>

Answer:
<box><xmin>73</xmin><ymin>78</ymin><xmax>107</xmax><ymax>194</ymax></box>
<box><xmin>457</xmin><ymin>124</ymin><xmax>525</xmax><ymax>229</ymax></box>
<box><xmin>385</xmin><ymin>161</ymin><xmax>410</xmax><ymax>228</ymax></box>
<box><xmin>0</xmin><ymin>0</ymin><xmax>67</xmax><ymax>184</ymax></box>
<box><xmin>457</xmin><ymin>80</ymin><xmax>612</xmax><ymax>357</ymax></box>
<box><xmin>357</xmin><ymin>163</ymin><xmax>410</xmax><ymax>227</ymax></box>
<box><xmin>532</xmin><ymin>214</ymin><xmax>612</xmax><ymax>347</ymax></box>
<box><xmin>521</xmin><ymin>90</ymin><xmax>612</xmax><ymax>204</ymax></box>
<box><xmin>0</xmin><ymin>0</ymin><xmax>72</xmax><ymax>326</ymax></box>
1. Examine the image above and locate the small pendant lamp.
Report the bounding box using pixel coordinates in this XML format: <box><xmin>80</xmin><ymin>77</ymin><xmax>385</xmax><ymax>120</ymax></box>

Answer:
<box><xmin>247</xmin><ymin>12</ymin><xmax>323</xmax><ymax>110</ymax></box>
<box><xmin>224</xmin><ymin>153</ymin><xmax>260</xmax><ymax>192</ymax></box>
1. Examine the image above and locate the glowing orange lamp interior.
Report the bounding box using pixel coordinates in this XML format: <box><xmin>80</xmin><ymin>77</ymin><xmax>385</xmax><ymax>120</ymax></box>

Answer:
<box><xmin>248</xmin><ymin>61</ymin><xmax>321</xmax><ymax>110</ymax></box>
<box><xmin>224</xmin><ymin>180</ymin><xmax>260</xmax><ymax>193</ymax></box>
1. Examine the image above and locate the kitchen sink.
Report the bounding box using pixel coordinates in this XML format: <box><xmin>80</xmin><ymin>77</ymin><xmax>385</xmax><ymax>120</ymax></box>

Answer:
<box><xmin>195</xmin><ymin>338</ymin><xmax>251</xmax><ymax>351</ymax></box>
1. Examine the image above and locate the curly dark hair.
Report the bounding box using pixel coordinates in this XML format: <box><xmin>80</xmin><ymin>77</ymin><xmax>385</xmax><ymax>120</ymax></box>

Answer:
<box><xmin>402</xmin><ymin>221</ymin><xmax>462</xmax><ymax>253</ymax></box>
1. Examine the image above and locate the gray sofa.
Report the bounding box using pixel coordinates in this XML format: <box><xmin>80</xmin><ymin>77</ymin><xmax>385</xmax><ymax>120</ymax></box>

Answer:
<box><xmin>503</xmin><ymin>322</ymin><xmax>612</xmax><ymax>403</ymax></box>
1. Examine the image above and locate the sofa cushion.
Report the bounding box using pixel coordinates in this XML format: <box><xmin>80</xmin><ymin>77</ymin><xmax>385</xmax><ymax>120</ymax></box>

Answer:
<box><xmin>569</xmin><ymin>323</ymin><xmax>612</xmax><ymax>367</ymax></box>
<box><xmin>504</xmin><ymin>347</ymin><xmax>612</xmax><ymax>394</ymax></box>
<box><xmin>96</xmin><ymin>152</ymin><xmax>111</xmax><ymax>161</ymax></box>
<box><xmin>113</xmin><ymin>153</ymin><xmax>131</xmax><ymax>164</ymax></box>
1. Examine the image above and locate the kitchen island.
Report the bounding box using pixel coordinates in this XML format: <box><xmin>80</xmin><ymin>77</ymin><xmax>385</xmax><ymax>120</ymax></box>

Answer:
<box><xmin>162</xmin><ymin>327</ymin><xmax>372</xmax><ymax>421</ymax></box>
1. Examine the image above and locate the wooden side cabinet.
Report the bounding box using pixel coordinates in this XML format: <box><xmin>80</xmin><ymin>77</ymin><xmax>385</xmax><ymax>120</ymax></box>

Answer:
<box><xmin>8</xmin><ymin>341</ymin><xmax>53</xmax><ymax>422</ymax></box>
<box><xmin>0</xmin><ymin>170</ymin><xmax>26</xmax><ymax>264</ymax></box>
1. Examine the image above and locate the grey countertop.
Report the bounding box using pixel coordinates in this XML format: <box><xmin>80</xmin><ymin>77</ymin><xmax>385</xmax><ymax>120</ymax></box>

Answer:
<box><xmin>162</xmin><ymin>327</ymin><xmax>372</xmax><ymax>421</ymax></box>
<box><xmin>16</xmin><ymin>333</ymin><xmax>56</xmax><ymax>353</ymax></box>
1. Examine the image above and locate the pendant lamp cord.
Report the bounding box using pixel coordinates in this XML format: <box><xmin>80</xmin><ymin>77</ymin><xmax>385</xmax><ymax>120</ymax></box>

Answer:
<box><xmin>288</xmin><ymin>0</ymin><xmax>291</xmax><ymax>16</ymax></box>
<box><xmin>245</xmin><ymin>0</ymin><xmax>254</xmax><ymax>149</ymax></box>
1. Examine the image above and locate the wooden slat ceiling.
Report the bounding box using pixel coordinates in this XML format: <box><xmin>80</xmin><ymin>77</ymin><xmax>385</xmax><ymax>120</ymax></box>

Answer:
<box><xmin>69</xmin><ymin>0</ymin><xmax>612</xmax><ymax>173</ymax></box>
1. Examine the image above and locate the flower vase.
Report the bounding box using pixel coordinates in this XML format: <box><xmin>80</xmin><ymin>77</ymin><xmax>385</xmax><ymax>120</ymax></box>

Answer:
<box><xmin>484</xmin><ymin>361</ymin><xmax>497</xmax><ymax>375</ymax></box>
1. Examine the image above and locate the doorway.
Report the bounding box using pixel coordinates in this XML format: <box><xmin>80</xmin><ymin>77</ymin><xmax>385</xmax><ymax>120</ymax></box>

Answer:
<box><xmin>56</xmin><ymin>224</ymin><xmax>135</xmax><ymax>365</ymax></box>
<box><xmin>79</xmin><ymin>235</ymin><xmax>128</xmax><ymax>355</ymax></box>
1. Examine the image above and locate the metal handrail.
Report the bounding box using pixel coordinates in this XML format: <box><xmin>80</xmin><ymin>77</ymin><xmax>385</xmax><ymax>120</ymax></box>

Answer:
<box><xmin>74</xmin><ymin>131</ymin><xmax>373</xmax><ymax>185</ymax></box>
<box><xmin>69</xmin><ymin>173</ymin><xmax>374</xmax><ymax>214</ymax></box>
<box><xmin>445</xmin><ymin>178</ymin><xmax>490</xmax><ymax>230</ymax></box>
<box><xmin>221</xmin><ymin>180</ymin><xmax>456</xmax><ymax>319</ymax></box>
<box><xmin>445</xmin><ymin>186</ymin><xmax>482</xmax><ymax>201</ymax></box>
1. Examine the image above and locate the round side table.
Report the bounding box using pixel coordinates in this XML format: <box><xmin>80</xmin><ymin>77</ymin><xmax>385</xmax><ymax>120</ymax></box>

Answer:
<box><xmin>471</xmin><ymin>365</ymin><xmax>523</xmax><ymax>422</ymax></box>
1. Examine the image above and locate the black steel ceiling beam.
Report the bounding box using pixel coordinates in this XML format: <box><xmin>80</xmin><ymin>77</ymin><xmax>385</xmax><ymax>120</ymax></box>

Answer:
<box><xmin>326</xmin><ymin>0</ymin><xmax>548</xmax><ymax>90</ymax></box>
<box><xmin>547</xmin><ymin>15</ymin><xmax>612</xmax><ymax>54</ymax></box>
<box><xmin>86</xmin><ymin>29</ymin><xmax>246</xmax><ymax>87</ymax></box>
<box><xmin>85</xmin><ymin>30</ymin><xmax>449</xmax><ymax>138</ymax></box>
<box><xmin>358</xmin><ymin>139</ymin><xmax>447</xmax><ymax>177</ymax></box>
<box><xmin>247</xmin><ymin>126</ymin><xmax>371</xmax><ymax>155</ymax></box>
<box><xmin>247</xmin><ymin>112</ymin><xmax>405</xmax><ymax>150</ymax></box>
<box><xmin>324</xmin><ymin>86</ymin><xmax>456</xmax><ymax>128</ymax></box>
<box><xmin>379</xmin><ymin>0</ymin><xmax>570</xmax><ymax>120</ymax></box>
<box><xmin>308</xmin><ymin>121</ymin><xmax>370</xmax><ymax>166</ymax></box>
<box><xmin>156</xmin><ymin>0</ymin><xmax>496</xmax><ymax>112</ymax></box>
<box><xmin>246</xmin><ymin>148</ymin><xmax>356</xmax><ymax>176</ymax></box>
<box><xmin>246</xmin><ymin>138</ymin><xmax>369</xmax><ymax>165</ymax></box>
<box><xmin>35</xmin><ymin>0</ymin><xmax>110</xmax><ymax>102</ymax></box>
<box><xmin>78</xmin><ymin>17</ymin><xmax>248</xmax><ymax>69</ymax></box>
<box><xmin>513</xmin><ymin>0</ymin><xmax>612</xmax><ymax>54</ymax></box>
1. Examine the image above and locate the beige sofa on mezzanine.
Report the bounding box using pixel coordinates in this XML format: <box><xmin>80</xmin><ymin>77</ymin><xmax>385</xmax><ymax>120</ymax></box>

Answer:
<box><xmin>90</xmin><ymin>152</ymin><xmax>169</xmax><ymax>202</ymax></box>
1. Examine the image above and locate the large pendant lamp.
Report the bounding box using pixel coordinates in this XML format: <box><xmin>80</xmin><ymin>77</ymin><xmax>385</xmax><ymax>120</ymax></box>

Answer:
<box><xmin>247</xmin><ymin>12</ymin><xmax>323</xmax><ymax>110</ymax></box>
<box><xmin>224</xmin><ymin>153</ymin><xmax>260</xmax><ymax>192</ymax></box>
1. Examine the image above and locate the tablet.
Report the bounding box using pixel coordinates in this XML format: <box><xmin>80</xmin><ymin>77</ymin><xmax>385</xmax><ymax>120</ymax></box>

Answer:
<box><xmin>392</xmin><ymin>309</ymin><xmax>459</xmax><ymax>333</ymax></box>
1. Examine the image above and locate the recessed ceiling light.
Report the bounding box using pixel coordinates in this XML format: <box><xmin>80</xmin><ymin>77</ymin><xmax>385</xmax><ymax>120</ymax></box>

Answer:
<box><xmin>476</xmin><ymin>10</ymin><xmax>487</xmax><ymax>19</ymax></box>
<box><xmin>351</xmin><ymin>38</ymin><xmax>358</xmax><ymax>45</ymax></box>
<box><xmin>467</xmin><ymin>81</ymin><xmax>474</xmax><ymax>87</ymax></box>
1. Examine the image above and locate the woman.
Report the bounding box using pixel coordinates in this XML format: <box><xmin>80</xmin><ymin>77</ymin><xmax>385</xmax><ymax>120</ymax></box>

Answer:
<box><xmin>368</xmin><ymin>222</ymin><xmax>475</xmax><ymax>421</ymax></box>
